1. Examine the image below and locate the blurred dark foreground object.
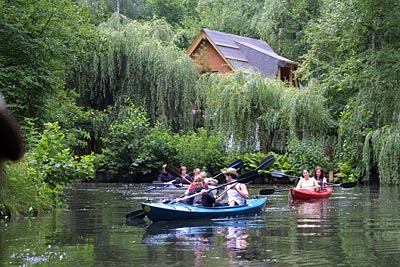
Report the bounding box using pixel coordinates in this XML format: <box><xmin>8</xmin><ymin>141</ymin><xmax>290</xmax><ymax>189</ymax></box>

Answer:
<box><xmin>0</xmin><ymin>93</ymin><xmax>24</xmax><ymax>161</ymax></box>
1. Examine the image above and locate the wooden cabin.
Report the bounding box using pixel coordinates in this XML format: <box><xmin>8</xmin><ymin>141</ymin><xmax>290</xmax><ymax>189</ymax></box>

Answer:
<box><xmin>187</xmin><ymin>29</ymin><xmax>300</xmax><ymax>87</ymax></box>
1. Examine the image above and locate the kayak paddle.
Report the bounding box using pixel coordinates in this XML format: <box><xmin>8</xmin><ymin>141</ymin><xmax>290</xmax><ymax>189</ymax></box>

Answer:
<box><xmin>259</xmin><ymin>181</ymin><xmax>357</xmax><ymax>195</ymax></box>
<box><xmin>327</xmin><ymin>182</ymin><xmax>357</xmax><ymax>188</ymax></box>
<box><xmin>169</xmin><ymin>169</ymin><xmax>258</xmax><ymax>204</ymax></box>
<box><xmin>259</xmin><ymin>188</ymin><xmax>285</xmax><ymax>195</ymax></box>
<box><xmin>271</xmin><ymin>170</ymin><xmax>357</xmax><ymax>189</ymax></box>
<box><xmin>271</xmin><ymin>170</ymin><xmax>299</xmax><ymax>179</ymax></box>
<box><xmin>169</xmin><ymin>155</ymin><xmax>275</xmax><ymax>204</ymax></box>
<box><xmin>125</xmin><ymin>209</ymin><xmax>146</xmax><ymax>220</ymax></box>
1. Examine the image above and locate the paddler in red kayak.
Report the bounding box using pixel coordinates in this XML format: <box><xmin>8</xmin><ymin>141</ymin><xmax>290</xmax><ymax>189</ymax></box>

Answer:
<box><xmin>296</xmin><ymin>169</ymin><xmax>320</xmax><ymax>190</ymax></box>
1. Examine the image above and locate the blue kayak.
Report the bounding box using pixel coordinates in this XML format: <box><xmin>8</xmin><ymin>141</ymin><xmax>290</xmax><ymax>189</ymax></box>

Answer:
<box><xmin>141</xmin><ymin>198</ymin><xmax>267</xmax><ymax>222</ymax></box>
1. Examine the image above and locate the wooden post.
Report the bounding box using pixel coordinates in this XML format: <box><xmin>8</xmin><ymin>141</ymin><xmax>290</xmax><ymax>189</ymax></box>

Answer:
<box><xmin>329</xmin><ymin>171</ymin><xmax>333</xmax><ymax>182</ymax></box>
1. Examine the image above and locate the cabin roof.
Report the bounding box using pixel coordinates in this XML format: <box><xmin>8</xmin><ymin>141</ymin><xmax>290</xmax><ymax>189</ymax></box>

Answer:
<box><xmin>187</xmin><ymin>29</ymin><xmax>299</xmax><ymax>78</ymax></box>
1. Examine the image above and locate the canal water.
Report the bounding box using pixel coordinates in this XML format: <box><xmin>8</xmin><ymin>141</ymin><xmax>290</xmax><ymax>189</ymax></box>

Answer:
<box><xmin>1</xmin><ymin>183</ymin><xmax>400</xmax><ymax>266</ymax></box>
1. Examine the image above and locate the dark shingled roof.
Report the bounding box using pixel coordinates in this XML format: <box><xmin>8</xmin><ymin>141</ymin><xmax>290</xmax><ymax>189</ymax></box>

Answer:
<box><xmin>203</xmin><ymin>29</ymin><xmax>298</xmax><ymax>77</ymax></box>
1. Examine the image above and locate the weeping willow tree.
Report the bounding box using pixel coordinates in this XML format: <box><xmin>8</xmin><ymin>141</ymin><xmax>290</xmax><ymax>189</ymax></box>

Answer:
<box><xmin>302</xmin><ymin>0</ymin><xmax>400</xmax><ymax>184</ymax></box>
<box><xmin>68</xmin><ymin>13</ymin><xmax>199</xmax><ymax>131</ymax></box>
<box><xmin>344</xmin><ymin>49</ymin><xmax>400</xmax><ymax>185</ymax></box>
<box><xmin>363</xmin><ymin>126</ymin><xmax>400</xmax><ymax>185</ymax></box>
<box><xmin>197</xmin><ymin>71</ymin><xmax>333</xmax><ymax>153</ymax></box>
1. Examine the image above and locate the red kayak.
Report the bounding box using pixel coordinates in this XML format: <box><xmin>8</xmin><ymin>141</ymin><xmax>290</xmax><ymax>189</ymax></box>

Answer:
<box><xmin>289</xmin><ymin>187</ymin><xmax>333</xmax><ymax>200</ymax></box>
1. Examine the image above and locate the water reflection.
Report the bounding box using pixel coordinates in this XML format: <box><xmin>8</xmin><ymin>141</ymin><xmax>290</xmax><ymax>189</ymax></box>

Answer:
<box><xmin>4</xmin><ymin>184</ymin><xmax>400</xmax><ymax>266</ymax></box>
<box><xmin>218</xmin><ymin>226</ymin><xmax>250</xmax><ymax>266</ymax></box>
<box><xmin>289</xmin><ymin>198</ymin><xmax>334</xmax><ymax>237</ymax></box>
<box><xmin>141</xmin><ymin>218</ymin><xmax>261</xmax><ymax>267</ymax></box>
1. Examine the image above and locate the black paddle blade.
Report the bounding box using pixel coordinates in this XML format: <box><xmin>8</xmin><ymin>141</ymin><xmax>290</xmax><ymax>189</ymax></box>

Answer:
<box><xmin>229</xmin><ymin>159</ymin><xmax>244</xmax><ymax>170</ymax></box>
<box><xmin>237</xmin><ymin>170</ymin><xmax>257</xmax><ymax>183</ymax></box>
<box><xmin>339</xmin><ymin>182</ymin><xmax>357</xmax><ymax>188</ymax></box>
<box><xmin>271</xmin><ymin>170</ymin><xmax>285</xmax><ymax>178</ymax></box>
<box><xmin>256</xmin><ymin>155</ymin><xmax>275</xmax><ymax>171</ymax></box>
<box><xmin>271</xmin><ymin>170</ymin><xmax>299</xmax><ymax>180</ymax></box>
<box><xmin>327</xmin><ymin>181</ymin><xmax>357</xmax><ymax>188</ymax></box>
<box><xmin>259</xmin><ymin>189</ymin><xmax>276</xmax><ymax>195</ymax></box>
<box><xmin>125</xmin><ymin>209</ymin><xmax>146</xmax><ymax>220</ymax></box>
<box><xmin>165</xmin><ymin>164</ymin><xmax>180</xmax><ymax>177</ymax></box>
<box><xmin>145</xmin><ymin>186</ymin><xmax>157</xmax><ymax>192</ymax></box>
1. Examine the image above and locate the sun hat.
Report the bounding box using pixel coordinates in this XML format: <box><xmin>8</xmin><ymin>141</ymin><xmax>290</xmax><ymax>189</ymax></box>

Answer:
<box><xmin>223</xmin><ymin>167</ymin><xmax>238</xmax><ymax>177</ymax></box>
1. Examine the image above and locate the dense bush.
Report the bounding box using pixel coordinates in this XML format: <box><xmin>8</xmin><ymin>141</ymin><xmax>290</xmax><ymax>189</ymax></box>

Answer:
<box><xmin>286</xmin><ymin>137</ymin><xmax>333</xmax><ymax>176</ymax></box>
<box><xmin>171</xmin><ymin>128</ymin><xmax>228</xmax><ymax>176</ymax></box>
<box><xmin>97</xmin><ymin>104</ymin><xmax>232</xmax><ymax>181</ymax></box>
<box><xmin>1</xmin><ymin>122</ymin><xmax>95</xmax><ymax>217</ymax></box>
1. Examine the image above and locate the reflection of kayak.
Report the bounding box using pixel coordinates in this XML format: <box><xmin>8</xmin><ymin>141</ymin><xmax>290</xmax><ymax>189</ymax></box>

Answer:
<box><xmin>141</xmin><ymin>198</ymin><xmax>267</xmax><ymax>222</ymax></box>
<box><xmin>142</xmin><ymin>218</ymin><xmax>256</xmax><ymax>248</ymax></box>
<box><xmin>289</xmin><ymin>187</ymin><xmax>333</xmax><ymax>200</ymax></box>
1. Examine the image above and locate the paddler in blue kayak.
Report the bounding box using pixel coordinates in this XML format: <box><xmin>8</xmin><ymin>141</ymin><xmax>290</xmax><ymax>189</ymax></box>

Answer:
<box><xmin>178</xmin><ymin>175</ymin><xmax>215</xmax><ymax>207</ymax></box>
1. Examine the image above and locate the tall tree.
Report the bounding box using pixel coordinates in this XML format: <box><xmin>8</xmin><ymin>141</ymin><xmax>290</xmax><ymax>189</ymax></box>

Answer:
<box><xmin>68</xmin><ymin>13</ymin><xmax>199</xmax><ymax>131</ymax></box>
<box><xmin>252</xmin><ymin>0</ymin><xmax>322</xmax><ymax>61</ymax></box>
<box><xmin>198</xmin><ymin>71</ymin><xmax>332</xmax><ymax>153</ymax></box>
<box><xmin>0</xmin><ymin>0</ymin><xmax>99</xmax><ymax>122</ymax></box>
<box><xmin>193</xmin><ymin>0</ymin><xmax>261</xmax><ymax>38</ymax></box>
<box><xmin>301</xmin><ymin>0</ymin><xmax>400</xmax><ymax>184</ymax></box>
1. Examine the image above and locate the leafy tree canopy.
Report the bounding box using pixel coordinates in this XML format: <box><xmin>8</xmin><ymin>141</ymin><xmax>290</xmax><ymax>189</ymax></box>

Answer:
<box><xmin>0</xmin><ymin>0</ymin><xmax>101</xmax><ymax>122</ymax></box>
<box><xmin>68</xmin><ymin>13</ymin><xmax>199</xmax><ymax>131</ymax></box>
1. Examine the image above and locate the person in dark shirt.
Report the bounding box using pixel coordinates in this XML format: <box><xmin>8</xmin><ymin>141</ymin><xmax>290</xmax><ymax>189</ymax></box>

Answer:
<box><xmin>157</xmin><ymin>164</ymin><xmax>177</xmax><ymax>183</ymax></box>
<box><xmin>314</xmin><ymin>166</ymin><xmax>327</xmax><ymax>187</ymax></box>
<box><xmin>183</xmin><ymin>175</ymin><xmax>215</xmax><ymax>207</ymax></box>
<box><xmin>179</xmin><ymin>165</ymin><xmax>193</xmax><ymax>184</ymax></box>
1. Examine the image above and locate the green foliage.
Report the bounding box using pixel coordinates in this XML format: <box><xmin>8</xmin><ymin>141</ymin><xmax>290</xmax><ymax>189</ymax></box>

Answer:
<box><xmin>69</xmin><ymin>13</ymin><xmax>199</xmax><ymax>131</ymax></box>
<box><xmin>171</xmin><ymin>128</ymin><xmax>228</xmax><ymax>175</ymax></box>
<box><xmin>299</xmin><ymin>0</ymin><xmax>400</xmax><ymax>184</ymax></box>
<box><xmin>195</xmin><ymin>0</ymin><xmax>262</xmax><ymax>37</ymax></box>
<box><xmin>286</xmin><ymin>137</ymin><xmax>333</xmax><ymax>176</ymax></box>
<box><xmin>0</xmin><ymin>0</ymin><xmax>101</xmax><ymax>122</ymax></box>
<box><xmin>41</xmin><ymin>89</ymin><xmax>93</xmax><ymax>153</ymax></box>
<box><xmin>251</xmin><ymin>0</ymin><xmax>320</xmax><ymax>61</ymax></box>
<box><xmin>1</xmin><ymin>122</ymin><xmax>95</xmax><ymax>217</ymax></box>
<box><xmin>198</xmin><ymin>71</ymin><xmax>333</xmax><ymax>153</ymax></box>
<box><xmin>336</xmin><ymin>101</ymin><xmax>368</xmax><ymax>166</ymax></box>
<box><xmin>362</xmin><ymin>126</ymin><xmax>400</xmax><ymax>185</ymax></box>
<box><xmin>2</xmin><ymin>160</ymin><xmax>60</xmax><ymax>217</ymax></box>
<box><xmin>198</xmin><ymin>71</ymin><xmax>283</xmax><ymax>152</ymax></box>
<box><xmin>29</xmin><ymin>122</ymin><xmax>95</xmax><ymax>188</ymax></box>
<box><xmin>98</xmin><ymin>104</ymin><xmax>230</xmax><ymax>180</ymax></box>
<box><xmin>82</xmin><ymin>0</ymin><xmax>153</xmax><ymax>21</ymax></box>
<box><xmin>334</xmin><ymin>161</ymin><xmax>359</xmax><ymax>183</ymax></box>
<box><xmin>98</xmin><ymin>105</ymin><xmax>153</xmax><ymax>177</ymax></box>
<box><xmin>267</xmin><ymin>152</ymin><xmax>293</xmax><ymax>175</ymax></box>
<box><xmin>3</xmin><ymin>0</ymin><xmax>400</xmax><ymax>191</ymax></box>
<box><xmin>281</xmin><ymin>84</ymin><xmax>335</xmax><ymax>139</ymax></box>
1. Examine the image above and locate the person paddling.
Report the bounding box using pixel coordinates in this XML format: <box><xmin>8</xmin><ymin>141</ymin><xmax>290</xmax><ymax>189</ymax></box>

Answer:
<box><xmin>215</xmin><ymin>167</ymin><xmax>249</xmax><ymax>206</ymax></box>
<box><xmin>179</xmin><ymin>175</ymin><xmax>215</xmax><ymax>207</ymax></box>
<box><xmin>296</xmin><ymin>169</ymin><xmax>320</xmax><ymax>190</ymax></box>
<box><xmin>179</xmin><ymin>166</ymin><xmax>193</xmax><ymax>184</ymax></box>
<box><xmin>314</xmin><ymin>166</ymin><xmax>327</xmax><ymax>188</ymax></box>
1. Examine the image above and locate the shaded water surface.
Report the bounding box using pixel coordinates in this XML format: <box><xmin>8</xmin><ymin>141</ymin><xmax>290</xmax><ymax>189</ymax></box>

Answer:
<box><xmin>1</xmin><ymin>183</ymin><xmax>400</xmax><ymax>266</ymax></box>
